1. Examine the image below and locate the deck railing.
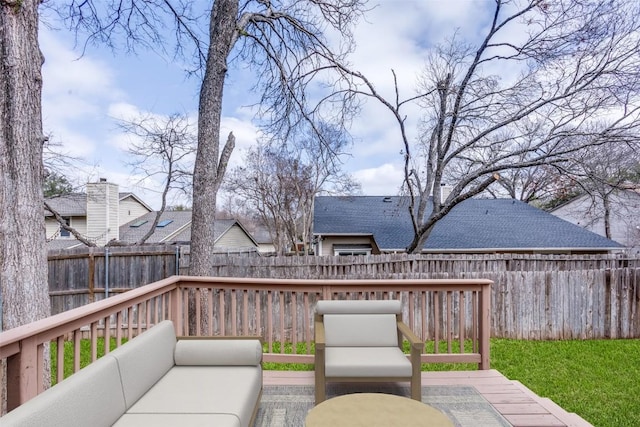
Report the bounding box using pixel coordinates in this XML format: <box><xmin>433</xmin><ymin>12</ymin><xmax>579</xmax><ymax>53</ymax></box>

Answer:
<box><xmin>0</xmin><ymin>275</ymin><xmax>491</xmax><ymax>412</ymax></box>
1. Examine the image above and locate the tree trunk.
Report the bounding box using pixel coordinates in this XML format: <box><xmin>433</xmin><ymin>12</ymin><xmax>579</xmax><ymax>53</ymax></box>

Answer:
<box><xmin>1</xmin><ymin>0</ymin><xmax>51</xmax><ymax>403</ymax></box>
<box><xmin>0</xmin><ymin>0</ymin><xmax>50</xmax><ymax>330</ymax></box>
<box><xmin>190</xmin><ymin>0</ymin><xmax>239</xmax><ymax>276</ymax></box>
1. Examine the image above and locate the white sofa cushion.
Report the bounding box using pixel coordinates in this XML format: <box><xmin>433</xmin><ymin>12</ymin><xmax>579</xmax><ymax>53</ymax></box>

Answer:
<box><xmin>323</xmin><ymin>314</ymin><xmax>398</xmax><ymax>347</ymax></box>
<box><xmin>126</xmin><ymin>366</ymin><xmax>262</xmax><ymax>427</ymax></box>
<box><xmin>175</xmin><ymin>339</ymin><xmax>262</xmax><ymax>366</ymax></box>
<box><xmin>324</xmin><ymin>347</ymin><xmax>412</xmax><ymax>378</ymax></box>
<box><xmin>111</xmin><ymin>320</ymin><xmax>176</xmax><ymax>409</ymax></box>
<box><xmin>114</xmin><ymin>413</ymin><xmax>241</xmax><ymax>427</ymax></box>
<box><xmin>0</xmin><ymin>354</ymin><xmax>126</xmax><ymax>427</ymax></box>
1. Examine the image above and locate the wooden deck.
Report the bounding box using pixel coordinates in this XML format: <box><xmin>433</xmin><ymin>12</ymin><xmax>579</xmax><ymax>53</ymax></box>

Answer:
<box><xmin>263</xmin><ymin>370</ymin><xmax>593</xmax><ymax>427</ymax></box>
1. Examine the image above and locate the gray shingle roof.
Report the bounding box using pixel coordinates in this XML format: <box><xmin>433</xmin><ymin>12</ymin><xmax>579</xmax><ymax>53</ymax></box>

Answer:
<box><xmin>313</xmin><ymin>196</ymin><xmax>622</xmax><ymax>251</ymax></box>
<box><xmin>44</xmin><ymin>191</ymin><xmax>150</xmax><ymax>217</ymax></box>
<box><xmin>119</xmin><ymin>213</ymin><xmax>252</xmax><ymax>245</ymax></box>
<box><xmin>44</xmin><ymin>193</ymin><xmax>86</xmax><ymax>216</ymax></box>
<box><xmin>119</xmin><ymin>211</ymin><xmax>192</xmax><ymax>244</ymax></box>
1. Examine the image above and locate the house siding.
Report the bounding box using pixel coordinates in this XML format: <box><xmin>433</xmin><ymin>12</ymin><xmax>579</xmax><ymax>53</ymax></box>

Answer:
<box><xmin>119</xmin><ymin>197</ymin><xmax>151</xmax><ymax>226</ymax></box>
<box><xmin>216</xmin><ymin>225</ymin><xmax>256</xmax><ymax>250</ymax></box>
<box><xmin>45</xmin><ymin>216</ymin><xmax>87</xmax><ymax>240</ymax></box>
<box><xmin>552</xmin><ymin>191</ymin><xmax>640</xmax><ymax>250</ymax></box>
<box><xmin>86</xmin><ymin>181</ymin><xmax>120</xmax><ymax>245</ymax></box>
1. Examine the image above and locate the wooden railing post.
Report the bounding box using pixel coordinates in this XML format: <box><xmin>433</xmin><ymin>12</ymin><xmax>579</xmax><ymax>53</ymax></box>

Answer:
<box><xmin>170</xmin><ymin>286</ymin><xmax>182</xmax><ymax>335</ymax></box>
<box><xmin>479</xmin><ymin>282</ymin><xmax>491</xmax><ymax>370</ymax></box>
<box><xmin>6</xmin><ymin>336</ymin><xmax>38</xmax><ymax>411</ymax></box>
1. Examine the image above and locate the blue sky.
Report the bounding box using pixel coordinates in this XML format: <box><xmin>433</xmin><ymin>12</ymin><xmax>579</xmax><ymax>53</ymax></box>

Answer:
<box><xmin>39</xmin><ymin>1</ymin><xmax>495</xmax><ymax>209</ymax></box>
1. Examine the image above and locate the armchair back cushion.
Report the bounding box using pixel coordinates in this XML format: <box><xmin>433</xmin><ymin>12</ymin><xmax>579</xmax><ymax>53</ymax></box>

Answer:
<box><xmin>323</xmin><ymin>314</ymin><xmax>398</xmax><ymax>347</ymax></box>
<box><xmin>317</xmin><ymin>300</ymin><xmax>402</xmax><ymax>347</ymax></box>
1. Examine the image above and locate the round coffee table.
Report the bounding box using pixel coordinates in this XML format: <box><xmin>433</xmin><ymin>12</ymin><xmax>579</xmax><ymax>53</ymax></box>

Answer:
<box><xmin>305</xmin><ymin>393</ymin><xmax>454</xmax><ymax>427</ymax></box>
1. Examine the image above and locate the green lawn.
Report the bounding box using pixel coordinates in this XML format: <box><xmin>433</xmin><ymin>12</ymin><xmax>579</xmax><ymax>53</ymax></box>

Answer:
<box><xmin>52</xmin><ymin>338</ymin><xmax>639</xmax><ymax>427</ymax></box>
<box><xmin>490</xmin><ymin>339</ymin><xmax>640</xmax><ymax>427</ymax></box>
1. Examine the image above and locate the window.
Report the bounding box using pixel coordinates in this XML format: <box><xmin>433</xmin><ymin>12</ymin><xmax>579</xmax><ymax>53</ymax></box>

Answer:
<box><xmin>156</xmin><ymin>220</ymin><xmax>173</xmax><ymax>228</ymax></box>
<box><xmin>129</xmin><ymin>220</ymin><xmax>148</xmax><ymax>228</ymax></box>
<box><xmin>333</xmin><ymin>244</ymin><xmax>372</xmax><ymax>256</ymax></box>
<box><xmin>60</xmin><ymin>217</ymin><xmax>71</xmax><ymax>237</ymax></box>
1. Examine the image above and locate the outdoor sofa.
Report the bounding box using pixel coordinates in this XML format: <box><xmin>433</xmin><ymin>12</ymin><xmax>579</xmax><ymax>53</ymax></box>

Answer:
<box><xmin>1</xmin><ymin>320</ymin><xmax>263</xmax><ymax>427</ymax></box>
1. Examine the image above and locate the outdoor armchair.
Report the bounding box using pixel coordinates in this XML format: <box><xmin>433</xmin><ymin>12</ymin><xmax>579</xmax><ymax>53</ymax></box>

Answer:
<box><xmin>313</xmin><ymin>299</ymin><xmax>423</xmax><ymax>404</ymax></box>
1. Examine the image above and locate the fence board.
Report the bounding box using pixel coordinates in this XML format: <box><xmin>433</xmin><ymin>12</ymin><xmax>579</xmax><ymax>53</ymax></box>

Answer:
<box><xmin>48</xmin><ymin>250</ymin><xmax>640</xmax><ymax>339</ymax></box>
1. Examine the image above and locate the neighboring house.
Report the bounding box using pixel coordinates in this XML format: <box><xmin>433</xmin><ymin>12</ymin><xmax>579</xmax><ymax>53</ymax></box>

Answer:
<box><xmin>119</xmin><ymin>211</ymin><xmax>259</xmax><ymax>253</ymax></box>
<box><xmin>313</xmin><ymin>196</ymin><xmax>623</xmax><ymax>256</ymax></box>
<box><xmin>550</xmin><ymin>188</ymin><xmax>640</xmax><ymax>253</ymax></box>
<box><xmin>249</xmin><ymin>226</ymin><xmax>277</xmax><ymax>255</ymax></box>
<box><xmin>45</xmin><ymin>179</ymin><xmax>152</xmax><ymax>249</ymax></box>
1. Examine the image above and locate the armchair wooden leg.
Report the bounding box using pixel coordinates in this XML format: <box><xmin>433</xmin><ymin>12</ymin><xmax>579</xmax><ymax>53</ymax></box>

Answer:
<box><xmin>411</xmin><ymin>377</ymin><xmax>421</xmax><ymax>401</ymax></box>
<box><xmin>411</xmin><ymin>347</ymin><xmax>421</xmax><ymax>401</ymax></box>
<box><xmin>315</xmin><ymin>372</ymin><xmax>326</xmax><ymax>405</ymax></box>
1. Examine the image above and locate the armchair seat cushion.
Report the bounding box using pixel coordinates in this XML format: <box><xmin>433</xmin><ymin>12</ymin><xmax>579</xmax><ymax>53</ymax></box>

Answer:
<box><xmin>325</xmin><ymin>347</ymin><xmax>412</xmax><ymax>378</ymax></box>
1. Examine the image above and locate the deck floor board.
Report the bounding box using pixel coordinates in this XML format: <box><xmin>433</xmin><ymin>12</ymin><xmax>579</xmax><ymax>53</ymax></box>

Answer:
<box><xmin>262</xmin><ymin>370</ymin><xmax>593</xmax><ymax>427</ymax></box>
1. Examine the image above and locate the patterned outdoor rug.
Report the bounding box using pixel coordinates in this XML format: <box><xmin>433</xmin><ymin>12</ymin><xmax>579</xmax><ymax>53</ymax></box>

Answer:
<box><xmin>253</xmin><ymin>384</ymin><xmax>511</xmax><ymax>426</ymax></box>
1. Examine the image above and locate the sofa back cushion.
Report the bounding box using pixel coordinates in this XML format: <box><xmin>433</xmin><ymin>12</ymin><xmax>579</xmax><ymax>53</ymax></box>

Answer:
<box><xmin>323</xmin><ymin>314</ymin><xmax>398</xmax><ymax>347</ymax></box>
<box><xmin>1</xmin><ymin>354</ymin><xmax>125</xmax><ymax>427</ymax></box>
<box><xmin>174</xmin><ymin>339</ymin><xmax>263</xmax><ymax>366</ymax></box>
<box><xmin>111</xmin><ymin>320</ymin><xmax>176</xmax><ymax>409</ymax></box>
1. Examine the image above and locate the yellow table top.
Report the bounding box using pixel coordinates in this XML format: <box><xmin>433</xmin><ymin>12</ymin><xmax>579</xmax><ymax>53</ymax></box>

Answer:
<box><xmin>305</xmin><ymin>393</ymin><xmax>455</xmax><ymax>427</ymax></box>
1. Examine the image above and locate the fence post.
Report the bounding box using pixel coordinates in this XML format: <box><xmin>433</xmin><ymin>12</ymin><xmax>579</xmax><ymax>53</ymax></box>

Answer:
<box><xmin>105</xmin><ymin>247</ymin><xmax>110</xmax><ymax>298</ymax></box>
<box><xmin>88</xmin><ymin>248</ymin><xmax>95</xmax><ymax>303</ymax></box>
<box><xmin>479</xmin><ymin>282</ymin><xmax>491</xmax><ymax>370</ymax></box>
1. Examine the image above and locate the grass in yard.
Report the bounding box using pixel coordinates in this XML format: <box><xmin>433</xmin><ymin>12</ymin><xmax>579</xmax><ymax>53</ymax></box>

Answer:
<box><xmin>51</xmin><ymin>338</ymin><xmax>639</xmax><ymax>427</ymax></box>
<box><xmin>490</xmin><ymin>338</ymin><xmax>640</xmax><ymax>427</ymax></box>
<box><xmin>50</xmin><ymin>338</ymin><xmax>124</xmax><ymax>385</ymax></box>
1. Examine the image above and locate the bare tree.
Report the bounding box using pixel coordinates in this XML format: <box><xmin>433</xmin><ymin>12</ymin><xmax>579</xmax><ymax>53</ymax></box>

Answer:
<box><xmin>117</xmin><ymin>113</ymin><xmax>196</xmax><ymax>244</ymax></box>
<box><xmin>333</xmin><ymin>0</ymin><xmax>640</xmax><ymax>253</ymax></box>
<box><xmin>225</xmin><ymin>124</ymin><xmax>360</xmax><ymax>254</ymax></box>
<box><xmin>60</xmin><ymin>0</ymin><xmax>368</xmax><ymax>274</ymax></box>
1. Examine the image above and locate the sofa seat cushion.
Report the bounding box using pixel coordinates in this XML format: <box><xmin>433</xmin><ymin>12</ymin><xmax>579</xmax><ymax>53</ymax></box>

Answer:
<box><xmin>325</xmin><ymin>347</ymin><xmax>412</xmax><ymax>378</ymax></box>
<box><xmin>113</xmin><ymin>413</ymin><xmax>241</xmax><ymax>427</ymax></box>
<box><xmin>126</xmin><ymin>366</ymin><xmax>262</xmax><ymax>427</ymax></box>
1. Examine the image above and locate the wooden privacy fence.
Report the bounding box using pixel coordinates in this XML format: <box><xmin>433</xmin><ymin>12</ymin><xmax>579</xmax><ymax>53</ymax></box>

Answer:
<box><xmin>47</xmin><ymin>250</ymin><xmax>640</xmax><ymax>339</ymax></box>
<box><xmin>0</xmin><ymin>276</ymin><xmax>491</xmax><ymax>411</ymax></box>
<box><xmin>47</xmin><ymin>245</ymin><xmax>181</xmax><ymax>314</ymax></box>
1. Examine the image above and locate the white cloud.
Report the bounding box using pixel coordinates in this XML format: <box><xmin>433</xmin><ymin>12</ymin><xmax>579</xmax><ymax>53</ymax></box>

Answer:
<box><xmin>353</xmin><ymin>163</ymin><xmax>405</xmax><ymax>195</ymax></box>
<box><xmin>40</xmin><ymin>28</ymin><xmax>127</xmax><ymax>168</ymax></box>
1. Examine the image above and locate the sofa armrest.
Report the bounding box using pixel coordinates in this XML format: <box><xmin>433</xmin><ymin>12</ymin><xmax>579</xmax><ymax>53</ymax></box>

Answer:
<box><xmin>174</xmin><ymin>338</ymin><xmax>262</xmax><ymax>366</ymax></box>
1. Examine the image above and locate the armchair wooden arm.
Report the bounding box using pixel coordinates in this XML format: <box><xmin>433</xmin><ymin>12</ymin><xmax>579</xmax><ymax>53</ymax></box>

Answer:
<box><xmin>396</xmin><ymin>321</ymin><xmax>423</xmax><ymax>400</ymax></box>
<box><xmin>314</xmin><ymin>320</ymin><xmax>327</xmax><ymax>404</ymax></box>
